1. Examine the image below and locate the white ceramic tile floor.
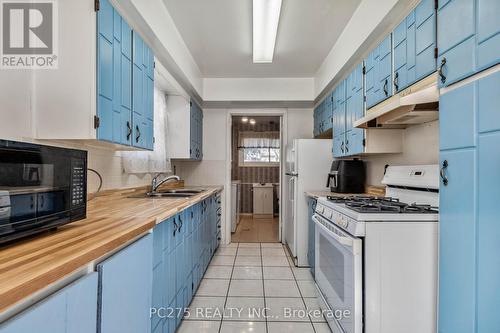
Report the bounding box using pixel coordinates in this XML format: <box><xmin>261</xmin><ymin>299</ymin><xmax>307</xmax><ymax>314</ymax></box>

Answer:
<box><xmin>179</xmin><ymin>242</ymin><xmax>330</xmax><ymax>333</ymax></box>
<box><xmin>232</xmin><ymin>266</ymin><xmax>263</xmax><ymax>280</ymax></box>
<box><xmin>262</xmin><ymin>266</ymin><xmax>294</xmax><ymax>280</ymax></box>
<box><xmin>211</xmin><ymin>255</ymin><xmax>236</xmax><ymax>266</ymax></box>
<box><xmin>205</xmin><ymin>266</ymin><xmax>233</xmax><ymax>279</ymax></box>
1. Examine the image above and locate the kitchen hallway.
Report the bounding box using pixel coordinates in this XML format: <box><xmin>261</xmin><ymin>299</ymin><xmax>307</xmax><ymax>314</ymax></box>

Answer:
<box><xmin>177</xmin><ymin>242</ymin><xmax>329</xmax><ymax>333</ymax></box>
<box><xmin>231</xmin><ymin>216</ymin><xmax>279</xmax><ymax>243</ymax></box>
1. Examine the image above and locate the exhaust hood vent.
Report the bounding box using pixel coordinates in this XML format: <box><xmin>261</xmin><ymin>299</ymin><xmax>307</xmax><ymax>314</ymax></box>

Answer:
<box><xmin>354</xmin><ymin>73</ymin><xmax>439</xmax><ymax>129</ymax></box>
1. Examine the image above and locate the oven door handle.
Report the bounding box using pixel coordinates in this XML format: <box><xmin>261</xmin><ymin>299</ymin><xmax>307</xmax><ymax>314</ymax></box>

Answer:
<box><xmin>313</xmin><ymin>215</ymin><xmax>353</xmax><ymax>247</ymax></box>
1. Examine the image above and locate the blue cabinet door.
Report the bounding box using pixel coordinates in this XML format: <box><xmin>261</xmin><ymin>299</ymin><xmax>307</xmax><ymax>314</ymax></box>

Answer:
<box><xmin>97</xmin><ymin>0</ymin><xmax>133</xmax><ymax>146</ymax></box>
<box><xmin>190</xmin><ymin>102</ymin><xmax>196</xmax><ymax>159</ymax></box>
<box><xmin>366</xmin><ymin>35</ymin><xmax>393</xmax><ymax>108</ymax></box>
<box><xmin>97</xmin><ymin>0</ymin><xmax>114</xmax><ymax>143</ymax></box>
<box><xmin>0</xmin><ymin>273</ymin><xmax>98</xmax><ymax>333</ymax></box>
<box><xmin>437</xmin><ymin>0</ymin><xmax>475</xmax><ymax>86</ymax></box>
<box><xmin>378</xmin><ymin>35</ymin><xmax>393</xmax><ymax>103</ymax></box>
<box><xmin>476</xmin><ymin>0</ymin><xmax>500</xmax><ymax>71</ymax></box>
<box><xmin>394</xmin><ymin>0</ymin><xmax>436</xmax><ymax>93</ymax></box>
<box><xmin>439</xmin><ymin>149</ymin><xmax>476</xmax><ymax>333</ymax></box>
<box><xmin>97</xmin><ymin>234</ymin><xmax>153</xmax><ymax>333</ymax></box>
<box><xmin>333</xmin><ymin>135</ymin><xmax>344</xmax><ymax>157</ymax></box>
<box><xmin>438</xmin><ymin>77</ymin><xmax>477</xmax><ymax>333</ymax></box>
<box><xmin>365</xmin><ymin>48</ymin><xmax>377</xmax><ymax>108</ymax></box>
<box><xmin>477</xmin><ymin>131</ymin><xmax>500</xmax><ymax>332</ymax></box>
<box><xmin>151</xmin><ymin>264</ymin><xmax>164</xmax><ymax>330</ymax></box>
<box><xmin>132</xmin><ymin>32</ymin><xmax>154</xmax><ymax>150</ymax></box>
<box><xmin>415</xmin><ymin>0</ymin><xmax>436</xmax><ymax>80</ymax></box>
<box><xmin>393</xmin><ymin>16</ymin><xmax>410</xmax><ymax>92</ymax></box>
<box><xmin>476</xmin><ymin>72</ymin><xmax>500</xmax><ymax>332</ymax></box>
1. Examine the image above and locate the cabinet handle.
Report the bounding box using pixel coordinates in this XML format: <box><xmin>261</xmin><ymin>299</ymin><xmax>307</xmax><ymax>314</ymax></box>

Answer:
<box><xmin>178</xmin><ymin>215</ymin><xmax>183</xmax><ymax>233</ymax></box>
<box><xmin>126</xmin><ymin>121</ymin><xmax>132</xmax><ymax>141</ymax></box>
<box><xmin>440</xmin><ymin>160</ymin><xmax>449</xmax><ymax>186</ymax></box>
<box><xmin>341</xmin><ymin>141</ymin><xmax>345</xmax><ymax>153</ymax></box>
<box><xmin>345</xmin><ymin>140</ymin><xmax>349</xmax><ymax>153</ymax></box>
<box><xmin>173</xmin><ymin>218</ymin><xmax>178</xmax><ymax>236</ymax></box>
<box><xmin>135</xmin><ymin>125</ymin><xmax>141</xmax><ymax>143</ymax></box>
<box><xmin>383</xmin><ymin>79</ymin><xmax>388</xmax><ymax>96</ymax></box>
<box><xmin>394</xmin><ymin>72</ymin><xmax>399</xmax><ymax>92</ymax></box>
<box><xmin>438</xmin><ymin>57</ymin><xmax>447</xmax><ymax>84</ymax></box>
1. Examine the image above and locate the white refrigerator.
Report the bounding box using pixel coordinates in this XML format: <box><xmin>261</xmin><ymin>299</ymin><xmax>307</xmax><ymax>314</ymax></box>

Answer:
<box><xmin>284</xmin><ymin>139</ymin><xmax>332</xmax><ymax>267</ymax></box>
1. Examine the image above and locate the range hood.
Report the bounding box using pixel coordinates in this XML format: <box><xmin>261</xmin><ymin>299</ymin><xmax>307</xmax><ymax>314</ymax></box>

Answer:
<box><xmin>354</xmin><ymin>73</ymin><xmax>439</xmax><ymax>129</ymax></box>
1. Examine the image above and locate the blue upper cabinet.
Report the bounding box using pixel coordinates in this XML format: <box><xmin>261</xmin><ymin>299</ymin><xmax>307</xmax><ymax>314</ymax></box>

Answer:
<box><xmin>190</xmin><ymin>102</ymin><xmax>203</xmax><ymax>160</ymax></box>
<box><xmin>365</xmin><ymin>34</ymin><xmax>393</xmax><ymax>108</ymax></box>
<box><xmin>313</xmin><ymin>93</ymin><xmax>333</xmax><ymax>137</ymax></box>
<box><xmin>0</xmin><ymin>273</ymin><xmax>98</xmax><ymax>333</ymax></box>
<box><xmin>97</xmin><ymin>0</ymin><xmax>154</xmax><ymax>150</ymax></box>
<box><xmin>132</xmin><ymin>32</ymin><xmax>154</xmax><ymax>150</ymax></box>
<box><xmin>476</xmin><ymin>0</ymin><xmax>500</xmax><ymax>71</ymax></box>
<box><xmin>394</xmin><ymin>0</ymin><xmax>436</xmax><ymax>93</ymax></box>
<box><xmin>97</xmin><ymin>0</ymin><xmax>114</xmax><ymax>143</ymax></box>
<box><xmin>345</xmin><ymin>63</ymin><xmax>364</xmax><ymax>156</ymax></box>
<box><xmin>97</xmin><ymin>234</ymin><xmax>153</xmax><ymax>333</ymax></box>
<box><xmin>437</xmin><ymin>0</ymin><xmax>500</xmax><ymax>87</ymax></box>
<box><xmin>437</xmin><ymin>0</ymin><xmax>475</xmax><ymax>86</ymax></box>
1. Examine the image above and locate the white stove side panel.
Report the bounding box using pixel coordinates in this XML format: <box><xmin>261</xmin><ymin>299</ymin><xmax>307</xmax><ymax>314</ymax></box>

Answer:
<box><xmin>364</xmin><ymin>222</ymin><xmax>438</xmax><ymax>333</ymax></box>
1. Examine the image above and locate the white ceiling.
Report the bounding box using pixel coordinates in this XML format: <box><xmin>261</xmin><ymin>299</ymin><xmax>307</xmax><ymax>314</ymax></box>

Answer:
<box><xmin>162</xmin><ymin>0</ymin><xmax>361</xmax><ymax>78</ymax></box>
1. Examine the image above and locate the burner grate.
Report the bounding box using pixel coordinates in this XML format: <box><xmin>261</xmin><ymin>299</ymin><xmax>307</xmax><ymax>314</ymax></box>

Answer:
<box><xmin>327</xmin><ymin>195</ymin><xmax>438</xmax><ymax>214</ymax></box>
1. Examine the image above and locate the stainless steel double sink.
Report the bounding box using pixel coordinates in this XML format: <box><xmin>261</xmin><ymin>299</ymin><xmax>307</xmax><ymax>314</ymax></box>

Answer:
<box><xmin>129</xmin><ymin>188</ymin><xmax>205</xmax><ymax>199</ymax></box>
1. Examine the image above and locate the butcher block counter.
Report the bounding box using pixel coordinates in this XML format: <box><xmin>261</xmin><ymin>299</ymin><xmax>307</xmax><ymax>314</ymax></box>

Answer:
<box><xmin>0</xmin><ymin>186</ymin><xmax>222</xmax><ymax>314</ymax></box>
<box><xmin>305</xmin><ymin>186</ymin><xmax>386</xmax><ymax>199</ymax></box>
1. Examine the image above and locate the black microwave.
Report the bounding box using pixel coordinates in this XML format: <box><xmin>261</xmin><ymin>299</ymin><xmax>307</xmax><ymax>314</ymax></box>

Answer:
<box><xmin>0</xmin><ymin>140</ymin><xmax>87</xmax><ymax>245</ymax></box>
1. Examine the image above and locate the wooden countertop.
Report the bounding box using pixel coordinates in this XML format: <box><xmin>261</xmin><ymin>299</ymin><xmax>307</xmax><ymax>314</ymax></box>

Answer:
<box><xmin>0</xmin><ymin>186</ymin><xmax>222</xmax><ymax>314</ymax></box>
<box><xmin>305</xmin><ymin>186</ymin><xmax>386</xmax><ymax>199</ymax></box>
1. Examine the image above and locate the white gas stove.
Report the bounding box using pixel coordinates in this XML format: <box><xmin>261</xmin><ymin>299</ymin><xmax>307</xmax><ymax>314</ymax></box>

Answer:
<box><xmin>313</xmin><ymin>165</ymin><xmax>439</xmax><ymax>333</ymax></box>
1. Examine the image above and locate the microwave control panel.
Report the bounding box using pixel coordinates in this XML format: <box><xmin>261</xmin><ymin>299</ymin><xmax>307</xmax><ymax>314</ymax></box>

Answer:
<box><xmin>71</xmin><ymin>160</ymin><xmax>86</xmax><ymax>207</ymax></box>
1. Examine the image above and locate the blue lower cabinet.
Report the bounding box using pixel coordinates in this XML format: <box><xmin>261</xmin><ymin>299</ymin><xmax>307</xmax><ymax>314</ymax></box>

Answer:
<box><xmin>478</xmin><ymin>132</ymin><xmax>500</xmax><ymax>331</ymax></box>
<box><xmin>438</xmin><ymin>149</ymin><xmax>476</xmax><ymax>333</ymax></box>
<box><xmin>164</xmin><ymin>245</ymin><xmax>176</xmax><ymax>306</ymax></box>
<box><xmin>439</xmin><ymin>70</ymin><xmax>500</xmax><ymax>332</ymax></box>
<box><xmin>175</xmin><ymin>291</ymin><xmax>185</xmax><ymax>327</ymax></box>
<box><xmin>151</xmin><ymin>264</ymin><xmax>164</xmax><ymax>330</ymax></box>
<box><xmin>97</xmin><ymin>234</ymin><xmax>153</xmax><ymax>333</ymax></box>
<box><xmin>0</xmin><ymin>273</ymin><xmax>98</xmax><ymax>333</ymax></box>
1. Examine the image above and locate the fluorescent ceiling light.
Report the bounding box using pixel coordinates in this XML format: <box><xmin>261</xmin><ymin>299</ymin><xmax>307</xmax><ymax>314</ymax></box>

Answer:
<box><xmin>253</xmin><ymin>0</ymin><xmax>282</xmax><ymax>63</ymax></box>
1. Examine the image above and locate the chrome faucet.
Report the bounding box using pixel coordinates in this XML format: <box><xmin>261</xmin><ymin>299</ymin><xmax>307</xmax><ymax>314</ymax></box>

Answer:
<box><xmin>151</xmin><ymin>174</ymin><xmax>181</xmax><ymax>193</ymax></box>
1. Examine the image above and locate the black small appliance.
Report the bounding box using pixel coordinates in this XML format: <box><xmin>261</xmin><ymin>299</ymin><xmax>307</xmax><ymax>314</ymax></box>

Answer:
<box><xmin>0</xmin><ymin>140</ymin><xmax>87</xmax><ymax>245</ymax></box>
<box><xmin>326</xmin><ymin>160</ymin><xmax>366</xmax><ymax>193</ymax></box>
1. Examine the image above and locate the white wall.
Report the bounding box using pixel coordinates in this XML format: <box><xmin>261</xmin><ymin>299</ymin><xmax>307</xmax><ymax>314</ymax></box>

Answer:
<box><xmin>363</xmin><ymin>121</ymin><xmax>439</xmax><ymax>185</ymax></box>
<box><xmin>203</xmin><ymin>78</ymin><xmax>315</xmax><ymax>102</ymax></box>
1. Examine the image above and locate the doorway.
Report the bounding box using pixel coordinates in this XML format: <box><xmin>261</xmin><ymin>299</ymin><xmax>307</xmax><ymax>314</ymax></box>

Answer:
<box><xmin>229</xmin><ymin>115</ymin><xmax>282</xmax><ymax>243</ymax></box>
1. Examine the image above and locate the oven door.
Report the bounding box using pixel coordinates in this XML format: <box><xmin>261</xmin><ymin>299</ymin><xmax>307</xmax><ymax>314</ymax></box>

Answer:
<box><xmin>314</xmin><ymin>214</ymin><xmax>363</xmax><ymax>333</ymax></box>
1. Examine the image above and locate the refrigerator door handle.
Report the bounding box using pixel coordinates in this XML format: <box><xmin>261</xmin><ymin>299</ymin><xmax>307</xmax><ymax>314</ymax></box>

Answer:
<box><xmin>288</xmin><ymin>176</ymin><xmax>295</xmax><ymax>201</ymax></box>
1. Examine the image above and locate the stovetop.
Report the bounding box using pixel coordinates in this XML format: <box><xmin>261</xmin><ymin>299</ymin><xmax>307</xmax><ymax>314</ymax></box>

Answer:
<box><xmin>326</xmin><ymin>196</ymin><xmax>439</xmax><ymax>214</ymax></box>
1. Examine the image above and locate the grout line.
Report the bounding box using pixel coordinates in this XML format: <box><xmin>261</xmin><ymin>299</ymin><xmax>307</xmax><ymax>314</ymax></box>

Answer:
<box><xmin>260</xmin><ymin>243</ymin><xmax>269</xmax><ymax>333</ymax></box>
<box><xmin>288</xmin><ymin>249</ymin><xmax>317</xmax><ymax>332</ymax></box>
<box><xmin>220</xmin><ymin>243</ymin><xmax>238</xmax><ymax>326</ymax></box>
